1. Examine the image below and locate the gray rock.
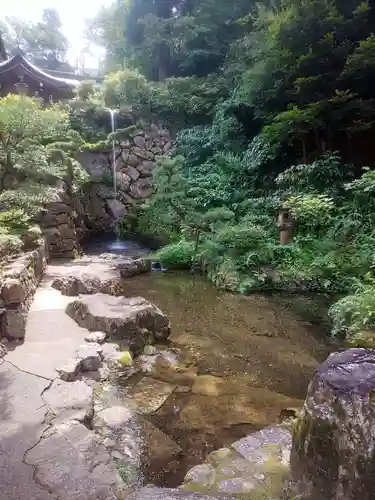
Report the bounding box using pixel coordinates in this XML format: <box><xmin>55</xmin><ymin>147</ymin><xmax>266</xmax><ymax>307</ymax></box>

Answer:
<box><xmin>1</xmin><ymin>278</ymin><xmax>25</xmax><ymax>305</ymax></box>
<box><xmin>25</xmin><ymin>420</ymin><xmax>122</xmax><ymax>499</ymax></box>
<box><xmin>118</xmin><ymin>258</ymin><xmax>151</xmax><ymax>278</ymax></box>
<box><xmin>106</xmin><ymin>199</ymin><xmax>127</xmax><ymax>219</ymax></box>
<box><xmin>77</xmin><ymin>345</ymin><xmax>102</xmax><ymax>371</ymax></box>
<box><xmin>133</xmin><ymin>135</ymin><xmax>147</xmax><ymax>149</ymax></box>
<box><xmin>137</xmin><ymin>160</ymin><xmax>156</xmax><ymax>177</ymax></box>
<box><xmin>290</xmin><ymin>348</ymin><xmax>375</xmax><ymax>500</ymax></box>
<box><xmin>95</xmin><ymin>406</ymin><xmax>133</xmax><ymax>430</ymax></box>
<box><xmin>164</xmin><ymin>141</ymin><xmax>172</xmax><ymax>153</ymax></box>
<box><xmin>183</xmin><ymin>425</ymin><xmax>291</xmax><ymax>497</ymax></box>
<box><xmin>128</xmin><ymin>153</ymin><xmax>141</xmax><ymax>167</ymax></box>
<box><xmin>52</xmin><ymin>275</ymin><xmax>123</xmax><ymax>296</ymax></box>
<box><xmin>143</xmin><ymin>345</ymin><xmax>158</xmax><ymax>355</ymax></box>
<box><xmin>132</xmin><ymin>146</ymin><xmax>154</xmax><ymax>161</ymax></box>
<box><xmin>85</xmin><ymin>331</ymin><xmax>107</xmax><ymax>344</ymax></box>
<box><xmin>43</xmin><ymin>379</ymin><xmax>93</xmax><ymax>424</ymax></box>
<box><xmin>124</xmin><ymin>165</ymin><xmax>140</xmax><ymax>181</ymax></box>
<box><xmin>56</xmin><ymin>358</ymin><xmax>81</xmax><ymax>381</ymax></box>
<box><xmin>129</xmin><ymin>178</ymin><xmax>153</xmax><ymax>199</ymax></box>
<box><xmin>116</xmin><ymin>171</ymin><xmax>131</xmax><ymax>191</ymax></box>
<box><xmin>125</xmin><ymin>488</ymin><xmax>236</xmax><ymax>500</ymax></box>
<box><xmin>66</xmin><ymin>294</ymin><xmax>170</xmax><ymax>353</ymax></box>
<box><xmin>76</xmin><ymin>151</ymin><xmax>110</xmax><ymax>180</ymax></box>
<box><xmin>100</xmin><ymin>342</ymin><xmax>120</xmax><ymax>361</ymax></box>
<box><xmin>3</xmin><ymin>307</ymin><xmax>27</xmax><ymax>339</ymax></box>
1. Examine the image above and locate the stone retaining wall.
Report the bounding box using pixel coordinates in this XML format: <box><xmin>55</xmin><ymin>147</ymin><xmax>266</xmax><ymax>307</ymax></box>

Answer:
<box><xmin>0</xmin><ymin>240</ymin><xmax>47</xmax><ymax>340</ymax></box>
<box><xmin>77</xmin><ymin>123</ymin><xmax>172</xmax><ymax>231</ymax></box>
<box><xmin>37</xmin><ymin>184</ymin><xmax>88</xmax><ymax>259</ymax></box>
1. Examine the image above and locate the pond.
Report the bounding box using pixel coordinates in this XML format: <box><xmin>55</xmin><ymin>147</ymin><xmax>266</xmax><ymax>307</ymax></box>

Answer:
<box><xmin>85</xmin><ymin>236</ymin><xmax>333</xmax><ymax>487</ymax></box>
<box><xmin>112</xmin><ymin>269</ymin><xmax>332</xmax><ymax>487</ymax></box>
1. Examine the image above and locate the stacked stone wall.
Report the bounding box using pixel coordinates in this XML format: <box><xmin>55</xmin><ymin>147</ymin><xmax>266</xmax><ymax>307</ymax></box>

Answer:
<box><xmin>76</xmin><ymin>123</ymin><xmax>172</xmax><ymax>231</ymax></box>
<box><xmin>0</xmin><ymin>240</ymin><xmax>47</xmax><ymax>340</ymax></box>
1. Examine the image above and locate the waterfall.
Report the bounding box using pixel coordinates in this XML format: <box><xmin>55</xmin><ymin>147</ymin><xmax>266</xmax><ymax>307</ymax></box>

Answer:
<box><xmin>105</xmin><ymin>107</ymin><xmax>128</xmax><ymax>252</ymax></box>
<box><xmin>107</xmin><ymin>108</ymin><xmax>119</xmax><ymax>199</ymax></box>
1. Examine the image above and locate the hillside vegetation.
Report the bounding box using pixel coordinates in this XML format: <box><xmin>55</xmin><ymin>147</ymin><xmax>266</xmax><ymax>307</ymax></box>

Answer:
<box><xmin>3</xmin><ymin>0</ymin><xmax>375</xmax><ymax>345</ymax></box>
<box><xmin>83</xmin><ymin>0</ymin><xmax>375</xmax><ymax>344</ymax></box>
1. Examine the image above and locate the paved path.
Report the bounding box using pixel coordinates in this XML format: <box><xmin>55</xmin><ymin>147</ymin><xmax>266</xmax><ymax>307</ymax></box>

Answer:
<box><xmin>0</xmin><ymin>259</ymin><xmax>122</xmax><ymax>500</ymax></box>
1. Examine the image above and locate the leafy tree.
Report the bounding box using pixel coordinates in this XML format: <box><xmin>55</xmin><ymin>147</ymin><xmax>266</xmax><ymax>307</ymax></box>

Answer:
<box><xmin>0</xmin><ymin>9</ymin><xmax>71</xmax><ymax>71</ymax></box>
<box><xmin>0</xmin><ymin>95</ymin><xmax>85</xmax><ymax>215</ymax></box>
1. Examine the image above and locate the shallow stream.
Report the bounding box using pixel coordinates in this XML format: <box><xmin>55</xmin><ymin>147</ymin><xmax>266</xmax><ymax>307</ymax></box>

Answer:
<box><xmin>89</xmin><ymin>238</ymin><xmax>333</xmax><ymax>487</ymax></box>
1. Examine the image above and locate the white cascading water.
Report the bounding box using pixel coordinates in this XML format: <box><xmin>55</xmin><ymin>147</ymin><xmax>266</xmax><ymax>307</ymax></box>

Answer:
<box><xmin>108</xmin><ymin>108</ymin><xmax>118</xmax><ymax>198</ymax></box>
<box><xmin>106</xmin><ymin>108</ymin><xmax>127</xmax><ymax>252</ymax></box>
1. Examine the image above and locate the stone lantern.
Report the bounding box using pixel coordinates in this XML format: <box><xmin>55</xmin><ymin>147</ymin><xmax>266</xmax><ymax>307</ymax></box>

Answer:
<box><xmin>277</xmin><ymin>206</ymin><xmax>294</xmax><ymax>245</ymax></box>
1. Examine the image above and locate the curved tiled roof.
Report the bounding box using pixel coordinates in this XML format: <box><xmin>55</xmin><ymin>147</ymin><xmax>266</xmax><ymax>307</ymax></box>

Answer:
<box><xmin>0</xmin><ymin>54</ymin><xmax>80</xmax><ymax>87</ymax></box>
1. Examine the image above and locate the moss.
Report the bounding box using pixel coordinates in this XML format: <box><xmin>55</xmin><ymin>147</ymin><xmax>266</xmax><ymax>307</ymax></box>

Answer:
<box><xmin>118</xmin><ymin>350</ymin><xmax>133</xmax><ymax>366</ymax></box>
<box><xmin>347</xmin><ymin>330</ymin><xmax>375</xmax><ymax>348</ymax></box>
<box><xmin>108</xmin><ymin>125</ymin><xmax>137</xmax><ymax>141</ymax></box>
<box><xmin>292</xmin><ymin>413</ymin><xmax>339</xmax><ymax>498</ymax></box>
<box><xmin>81</xmin><ymin>139</ymin><xmax>111</xmax><ymax>152</ymax></box>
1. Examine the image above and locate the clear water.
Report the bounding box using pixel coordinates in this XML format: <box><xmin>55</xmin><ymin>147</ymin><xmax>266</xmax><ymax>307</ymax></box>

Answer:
<box><xmin>117</xmin><ymin>270</ymin><xmax>333</xmax><ymax>487</ymax></box>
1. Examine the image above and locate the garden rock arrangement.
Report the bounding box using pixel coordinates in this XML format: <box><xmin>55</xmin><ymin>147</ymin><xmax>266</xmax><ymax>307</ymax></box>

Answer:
<box><xmin>66</xmin><ymin>293</ymin><xmax>170</xmax><ymax>354</ymax></box>
<box><xmin>289</xmin><ymin>348</ymin><xmax>375</xmax><ymax>500</ymax></box>
<box><xmin>0</xmin><ymin>240</ymin><xmax>47</xmax><ymax>340</ymax></box>
<box><xmin>77</xmin><ymin>123</ymin><xmax>172</xmax><ymax>231</ymax></box>
<box><xmin>4</xmin><ymin>243</ymin><xmax>375</xmax><ymax>500</ymax></box>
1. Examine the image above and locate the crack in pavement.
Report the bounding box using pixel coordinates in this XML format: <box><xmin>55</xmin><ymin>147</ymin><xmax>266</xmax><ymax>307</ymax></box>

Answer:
<box><xmin>21</xmin><ymin>379</ymin><xmax>58</xmax><ymax>497</ymax></box>
<box><xmin>3</xmin><ymin>359</ymin><xmax>53</xmax><ymax>382</ymax></box>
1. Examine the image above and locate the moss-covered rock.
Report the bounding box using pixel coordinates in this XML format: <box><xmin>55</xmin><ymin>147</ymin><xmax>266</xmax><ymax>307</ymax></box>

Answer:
<box><xmin>289</xmin><ymin>348</ymin><xmax>375</xmax><ymax>500</ymax></box>
<box><xmin>181</xmin><ymin>425</ymin><xmax>292</xmax><ymax>499</ymax></box>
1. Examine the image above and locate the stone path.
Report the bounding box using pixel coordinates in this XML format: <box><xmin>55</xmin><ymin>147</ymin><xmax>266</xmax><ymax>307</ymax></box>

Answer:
<box><xmin>0</xmin><ymin>257</ymin><xmax>128</xmax><ymax>500</ymax></box>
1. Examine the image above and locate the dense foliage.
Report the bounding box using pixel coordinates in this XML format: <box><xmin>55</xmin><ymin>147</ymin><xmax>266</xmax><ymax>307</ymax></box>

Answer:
<box><xmin>84</xmin><ymin>0</ymin><xmax>375</xmax><ymax>345</ymax></box>
<box><xmin>0</xmin><ymin>95</ymin><xmax>87</xmax><ymax>254</ymax></box>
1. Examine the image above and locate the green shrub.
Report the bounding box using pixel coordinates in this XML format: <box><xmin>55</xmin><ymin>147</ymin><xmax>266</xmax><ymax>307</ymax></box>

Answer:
<box><xmin>0</xmin><ymin>209</ymin><xmax>30</xmax><ymax>234</ymax></box>
<box><xmin>0</xmin><ymin>234</ymin><xmax>23</xmax><ymax>260</ymax></box>
<box><xmin>155</xmin><ymin>240</ymin><xmax>195</xmax><ymax>269</ymax></box>
<box><xmin>329</xmin><ymin>285</ymin><xmax>375</xmax><ymax>339</ymax></box>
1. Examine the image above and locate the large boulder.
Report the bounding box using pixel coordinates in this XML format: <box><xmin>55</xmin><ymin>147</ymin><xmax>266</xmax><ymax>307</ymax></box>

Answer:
<box><xmin>289</xmin><ymin>348</ymin><xmax>375</xmax><ymax>500</ymax></box>
<box><xmin>118</xmin><ymin>258</ymin><xmax>151</xmax><ymax>278</ymax></box>
<box><xmin>66</xmin><ymin>294</ymin><xmax>170</xmax><ymax>353</ymax></box>
<box><xmin>52</xmin><ymin>275</ymin><xmax>123</xmax><ymax>296</ymax></box>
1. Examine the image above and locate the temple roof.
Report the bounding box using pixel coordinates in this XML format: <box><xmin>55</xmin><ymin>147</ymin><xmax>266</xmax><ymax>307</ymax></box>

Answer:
<box><xmin>0</xmin><ymin>53</ymin><xmax>80</xmax><ymax>87</ymax></box>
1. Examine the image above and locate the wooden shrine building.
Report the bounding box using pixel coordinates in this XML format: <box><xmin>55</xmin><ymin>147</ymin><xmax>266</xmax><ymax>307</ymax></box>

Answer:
<box><xmin>0</xmin><ymin>53</ymin><xmax>80</xmax><ymax>104</ymax></box>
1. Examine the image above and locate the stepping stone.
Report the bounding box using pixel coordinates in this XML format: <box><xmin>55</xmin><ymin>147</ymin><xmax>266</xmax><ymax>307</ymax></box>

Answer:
<box><xmin>66</xmin><ymin>294</ymin><xmax>170</xmax><ymax>353</ymax></box>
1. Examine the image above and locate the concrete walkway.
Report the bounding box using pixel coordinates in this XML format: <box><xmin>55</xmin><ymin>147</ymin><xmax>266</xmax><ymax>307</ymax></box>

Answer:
<box><xmin>0</xmin><ymin>259</ymin><xmax>123</xmax><ymax>500</ymax></box>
